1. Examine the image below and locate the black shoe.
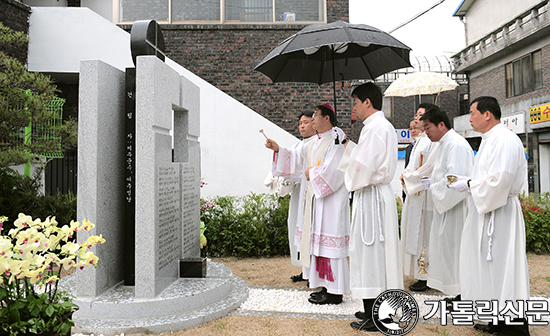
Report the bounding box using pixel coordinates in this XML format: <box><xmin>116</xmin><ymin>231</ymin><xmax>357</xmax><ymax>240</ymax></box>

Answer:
<box><xmin>350</xmin><ymin>319</ymin><xmax>378</xmax><ymax>332</ymax></box>
<box><xmin>408</xmin><ymin>280</ymin><xmax>429</xmax><ymax>292</ymax></box>
<box><xmin>474</xmin><ymin>322</ymin><xmax>502</xmax><ymax>334</ymax></box>
<box><xmin>290</xmin><ymin>272</ymin><xmax>305</xmax><ymax>282</ymax></box>
<box><xmin>497</xmin><ymin>318</ymin><xmax>529</xmax><ymax>336</ymax></box>
<box><xmin>308</xmin><ymin>292</ymin><xmax>343</xmax><ymax>305</ymax></box>
<box><xmin>310</xmin><ymin>287</ymin><xmax>327</xmax><ymax>299</ymax></box>
<box><xmin>354</xmin><ymin>311</ymin><xmax>370</xmax><ymax>320</ymax></box>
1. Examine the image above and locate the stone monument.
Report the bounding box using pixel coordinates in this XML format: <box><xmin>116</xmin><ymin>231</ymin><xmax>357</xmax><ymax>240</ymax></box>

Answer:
<box><xmin>67</xmin><ymin>20</ymin><xmax>247</xmax><ymax>334</ymax></box>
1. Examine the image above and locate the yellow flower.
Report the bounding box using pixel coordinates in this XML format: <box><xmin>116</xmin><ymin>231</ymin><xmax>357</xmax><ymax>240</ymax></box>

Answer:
<box><xmin>0</xmin><ymin>237</ymin><xmax>13</xmax><ymax>255</ymax></box>
<box><xmin>15</xmin><ymin>229</ymin><xmax>32</xmax><ymax>245</ymax></box>
<box><xmin>83</xmin><ymin>235</ymin><xmax>105</xmax><ymax>249</ymax></box>
<box><xmin>59</xmin><ymin>225</ymin><xmax>75</xmax><ymax>241</ymax></box>
<box><xmin>81</xmin><ymin>219</ymin><xmax>95</xmax><ymax>231</ymax></box>
<box><xmin>61</xmin><ymin>242</ymin><xmax>79</xmax><ymax>255</ymax></box>
<box><xmin>24</xmin><ymin>268</ymin><xmax>43</xmax><ymax>284</ymax></box>
<box><xmin>1</xmin><ymin>214</ymin><xmax>103</xmax><ymax>287</ymax></box>
<box><xmin>17</xmin><ymin>243</ymin><xmax>37</xmax><ymax>260</ymax></box>
<box><xmin>59</xmin><ymin>256</ymin><xmax>76</xmax><ymax>270</ymax></box>
<box><xmin>0</xmin><ymin>250</ymin><xmax>13</xmax><ymax>260</ymax></box>
<box><xmin>44</xmin><ymin>216</ymin><xmax>58</xmax><ymax>228</ymax></box>
<box><xmin>13</xmin><ymin>213</ymin><xmax>34</xmax><ymax>230</ymax></box>
<box><xmin>34</xmin><ymin>233</ymin><xmax>49</xmax><ymax>252</ymax></box>
<box><xmin>30</xmin><ymin>254</ymin><xmax>46</xmax><ymax>267</ymax></box>
<box><xmin>46</xmin><ymin>275</ymin><xmax>59</xmax><ymax>283</ymax></box>
<box><xmin>47</xmin><ymin>234</ymin><xmax>61</xmax><ymax>251</ymax></box>
<box><xmin>70</xmin><ymin>220</ymin><xmax>80</xmax><ymax>231</ymax></box>
<box><xmin>0</xmin><ymin>257</ymin><xmax>12</xmax><ymax>275</ymax></box>
<box><xmin>9</xmin><ymin>259</ymin><xmax>31</xmax><ymax>278</ymax></box>
<box><xmin>83</xmin><ymin>251</ymin><xmax>99</xmax><ymax>267</ymax></box>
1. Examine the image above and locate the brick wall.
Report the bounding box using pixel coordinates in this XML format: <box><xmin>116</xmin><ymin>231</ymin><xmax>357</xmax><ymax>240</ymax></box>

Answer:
<box><xmin>326</xmin><ymin>0</ymin><xmax>348</xmax><ymax>22</ymax></box>
<box><xmin>0</xmin><ymin>0</ymin><xmax>31</xmax><ymax>64</ymax></box>
<box><xmin>469</xmin><ymin>67</ymin><xmax>506</xmax><ymax>104</ymax></box>
<box><xmin>382</xmin><ymin>85</ymin><xmax>465</xmax><ymax>130</ymax></box>
<box><xmin>470</xmin><ymin>44</ymin><xmax>550</xmax><ymax>108</ymax></box>
<box><xmin>121</xmin><ymin>0</ymin><xmax>351</xmax><ymax>139</ymax></box>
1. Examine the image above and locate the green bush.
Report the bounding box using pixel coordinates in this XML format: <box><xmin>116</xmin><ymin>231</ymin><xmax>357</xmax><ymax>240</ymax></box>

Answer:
<box><xmin>0</xmin><ymin>167</ymin><xmax>76</xmax><ymax>233</ymax></box>
<box><xmin>201</xmin><ymin>193</ymin><xmax>290</xmax><ymax>258</ymax></box>
<box><xmin>521</xmin><ymin>192</ymin><xmax>550</xmax><ymax>253</ymax></box>
<box><xmin>395</xmin><ymin>195</ymin><xmax>403</xmax><ymax>224</ymax></box>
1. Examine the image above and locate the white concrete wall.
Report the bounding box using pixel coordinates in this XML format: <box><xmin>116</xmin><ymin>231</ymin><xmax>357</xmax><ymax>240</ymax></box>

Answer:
<box><xmin>453</xmin><ymin>114</ymin><xmax>481</xmax><ymax>139</ymax></box>
<box><xmin>464</xmin><ymin>0</ymin><xmax>541</xmax><ymax>44</ymax></box>
<box><xmin>27</xmin><ymin>7</ymin><xmax>298</xmax><ymax>198</ymax></box>
<box><xmin>23</xmin><ymin>0</ymin><xmax>68</xmax><ymax>7</ymax></box>
<box><xmin>81</xmin><ymin>0</ymin><xmax>114</xmax><ymax>22</ymax></box>
<box><xmin>27</xmin><ymin>7</ymin><xmax>133</xmax><ymax>74</ymax></box>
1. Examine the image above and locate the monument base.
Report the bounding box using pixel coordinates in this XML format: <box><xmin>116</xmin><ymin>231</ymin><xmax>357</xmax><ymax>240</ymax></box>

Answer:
<box><xmin>180</xmin><ymin>257</ymin><xmax>207</xmax><ymax>278</ymax></box>
<box><xmin>62</xmin><ymin>262</ymin><xmax>247</xmax><ymax>336</ymax></box>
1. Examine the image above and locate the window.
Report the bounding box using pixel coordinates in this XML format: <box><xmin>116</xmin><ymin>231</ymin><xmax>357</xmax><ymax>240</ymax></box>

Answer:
<box><xmin>459</xmin><ymin>93</ymin><xmax>469</xmax><ymax>115</ymax></box>
<box><xmin>506</xmin><ymin>50</ymin><xmax>542</xmax><ymax>97</ymax></box>
<box><xmin>414</xmin><ymin>94</ymin><xmax>435</xmax><ymax>110</ymax></box>
<box><xmin>118</xmin><ymin>0</ymin><xmax>326</xmax><ymax>24</ymax></box>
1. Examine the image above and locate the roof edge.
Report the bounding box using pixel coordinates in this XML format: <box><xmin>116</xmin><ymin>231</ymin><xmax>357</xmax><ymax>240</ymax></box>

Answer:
<box><xmin>453</xmin><ymin>0</ymin><xmax>476</xmax><ymax>17</ymax></box>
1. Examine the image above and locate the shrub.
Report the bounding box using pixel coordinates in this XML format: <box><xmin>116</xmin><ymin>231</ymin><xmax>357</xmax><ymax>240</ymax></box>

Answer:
<box><xmin>395</xmin><ymin>195</ymin><xmax>403</xmax><ymax>224</ymax></box>
<box><xmin>0</xmin><ymin>167</ymin><xmax>76</xmax><ymax>234</ymax></box>
<box><xmin>0</xmin><ymin>23</ymin><xmax>77</xmax><ymax>168</ymax></box>
<box><xmin>520</xmin><ymin>192</ymin><xmax>550</xmax><ymax>253</ymax></box>
<box><xmin>201</xmin><ymin>193</ymin><xmax>290</xmax><ymax>258</ymax></box>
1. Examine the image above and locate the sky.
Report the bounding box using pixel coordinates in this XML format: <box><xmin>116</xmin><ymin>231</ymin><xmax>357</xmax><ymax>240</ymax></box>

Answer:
<box><xmin>349</xmin><ymin>0</ymin><xmax>466</xmax><ymax>58</ymax></box>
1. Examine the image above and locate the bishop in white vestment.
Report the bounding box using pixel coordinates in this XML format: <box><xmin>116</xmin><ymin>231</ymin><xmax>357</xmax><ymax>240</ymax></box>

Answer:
<box><xmin>268</xmin><ymin>104</ymin><xmax>351</xmax><ymax>302</ymax></box>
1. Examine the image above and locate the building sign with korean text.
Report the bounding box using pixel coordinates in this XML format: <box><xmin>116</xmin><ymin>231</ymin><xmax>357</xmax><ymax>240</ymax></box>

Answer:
<box><xmin>502</xmin><ymin>113</ymin><xmax>525</xmax><ymax>134</ymax></box>
<box><xmin>395</xmin><ymin>129</ymin><xmax>413</xmax><ymax>144</ymax></box>
<box><xmin>530</xmin><ymin>103</ymin><xmax>550</xmax><ymax>129</ymax></box>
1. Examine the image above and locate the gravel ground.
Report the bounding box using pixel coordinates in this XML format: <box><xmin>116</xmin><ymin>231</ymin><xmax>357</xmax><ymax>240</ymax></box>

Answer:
<box><xmin>73</xmin><ymin>255</ymin><xmax>550</xmax><ymax>336</ymax></box>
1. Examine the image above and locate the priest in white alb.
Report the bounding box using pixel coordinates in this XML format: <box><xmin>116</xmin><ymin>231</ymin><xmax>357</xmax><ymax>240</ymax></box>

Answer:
<box><xmin>266</xmin><ymin>103</ymin><xmax>350</xmax><ymax>305</ymax></box>
<box><xmin>338</xmin><ymin>83</ymin><xmax>402</xmax><ymax>332</ymax></box>
<box><xmin>278</xmin><ymin>111</ymin><xmax>316</xmax><ymax>283</ymax></box>
<box><xmin>404</xmin><ymin>107</ymin><xmax>473</xmax><ymax>301</ymax></box>
<box><xmin>399</xmin><ymin>103</ymin><xmax>437</xmax><ymax>292</ymax></box>
<box><xmin>449</xmin><ymin>96</ymin><xmax>530</xmax><ymax>336</ymax></box>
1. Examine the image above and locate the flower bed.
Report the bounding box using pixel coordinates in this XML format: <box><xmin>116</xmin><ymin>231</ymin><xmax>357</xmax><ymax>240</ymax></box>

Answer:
<box><xmin>0</xmin><ymin>214</ymin><xmax>104</xmax><ymax>336</ymax></box>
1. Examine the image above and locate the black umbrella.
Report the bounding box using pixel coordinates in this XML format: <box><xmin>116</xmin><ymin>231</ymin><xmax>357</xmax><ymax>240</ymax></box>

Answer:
<box><xmin>254</xmin><ymin>21</ymin><xmax>412</xmax><ymax>111</ymax></box>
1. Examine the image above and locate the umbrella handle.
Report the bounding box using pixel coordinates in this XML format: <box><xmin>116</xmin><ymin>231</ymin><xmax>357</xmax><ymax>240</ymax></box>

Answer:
<box><xmin>436</xmin><ymin>89</ymin><xmax>442</xmax><ymax>106</ymax></box>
